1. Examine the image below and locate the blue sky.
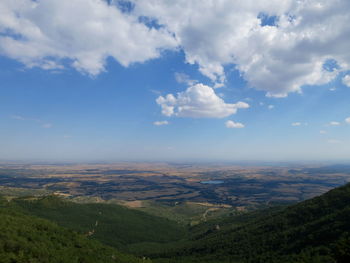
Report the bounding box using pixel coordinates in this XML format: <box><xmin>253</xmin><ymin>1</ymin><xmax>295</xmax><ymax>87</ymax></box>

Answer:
<box><xmin>1</xmin><ymin>0</ymin><xmax>350</xmax><ymax>162</ymax></box>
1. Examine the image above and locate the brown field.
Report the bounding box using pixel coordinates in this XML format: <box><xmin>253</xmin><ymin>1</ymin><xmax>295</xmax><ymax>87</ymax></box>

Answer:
<box><xmin>1</xmin><ymin>162</ymin><xmax>350</xmax><ymax>209</ymax></box>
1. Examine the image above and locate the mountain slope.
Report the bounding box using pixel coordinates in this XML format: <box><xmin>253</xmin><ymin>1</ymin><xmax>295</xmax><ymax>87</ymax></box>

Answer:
<box><xmin>151</xmin><ymin>183</ymin><xmax>350</xmax><ymax>263</ymax></box>
<box><xmin>2</xmin><ymin>183</ymin><xmax>350</xmax><ymax>263</ymax></box>
<box><xmin>0</xmin><ymin>197</ymin><xmax>150</xmax><ymax>263</ymax></box>
<box><xmin>9</xmin><ymin>195</ymin><xmax>187</xmax><ymax>252</ymax></box>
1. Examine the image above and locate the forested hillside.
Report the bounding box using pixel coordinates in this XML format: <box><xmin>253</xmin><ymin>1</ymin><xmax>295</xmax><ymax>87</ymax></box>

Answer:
<box><xmin>0</xmin><ymin>197</ymin><xmax>150</xmax><ymax>263</ymax></box>
<box><xmin>1</xmin><ymin>183</ymin><xmax>350</xmax><ymax>263</ymax></box>
<box><xmin>151</xmin><ymin>183</ymin><xmax>350</xmax><ymax>263</ymax></box>
<box><xmin>7</xmin><ymin>195</ymin><xmax>187</xmax><ymax>252</ymax></box>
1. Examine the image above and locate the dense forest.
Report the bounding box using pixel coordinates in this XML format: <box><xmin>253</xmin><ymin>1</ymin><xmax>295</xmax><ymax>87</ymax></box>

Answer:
<box><xmin>10</xmin><ymin>196</ymin><xmax>187</xmax><ymax>252</ymax></box>
<box><xmin>151</xmin><ymin>183</ymin><xmax>350</xmax><ymax>262</ymax></box>
<box><xmin>1</xmin><ymin>183</ymin><xmax>350</xmax><ymax>262</ymax></box>
<box><xmin>0</xmin><ymin>197</ymin><xmax>149</xmax><ymax>263</ymax></box>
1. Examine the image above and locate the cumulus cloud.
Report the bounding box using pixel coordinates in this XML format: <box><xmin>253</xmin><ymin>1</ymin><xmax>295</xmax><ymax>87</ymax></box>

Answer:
<box><xmin>343</xmin><ymin>75</ymin><xmax>350</xmax><ymax>87</ymax></box>
<box><xmin>345</xmin><ymin>117</ymin><xmax>350</xmax><ymax>124</ymax></box>
<box><xmin>153</xmin><ymin>120</ymin><xmax>169</xmax><ymax>126</ymax></box>
<box><xmin>319</xmin><ymin>130</ymin><xmax>327</xmax><ymax>134</ymax></box>
<box><xmin>2</xmin><ymin>0</ymin><xmax>350</xmax><ymax>97</ymax></box>
<box><xmin>134</xmin><ymin>0</ymin><xmax>350</xmax><ymax>96</ymax></box>
<box><xmin>156</xmin><ymin>83</ymin><xmax>249</xmax><ymax>118</ymax></box>
<box><xmin>225</xmin><ymin>120</ymin><xmax>244</xmax><ymax>129</ymax></box>
<box><xmin>268</xmin><ymin>105</ymin><xmax>274</xmax><ymax>110</ymax></box>
<box><xmin>291</xmin><ymin>122</ymin><xmax>301</xmax><ymax>126</ymax></box>
<box><xmin>0</xmin><ymin>0</ymin><xmax>177</xmax><ymax>75</ymax></box>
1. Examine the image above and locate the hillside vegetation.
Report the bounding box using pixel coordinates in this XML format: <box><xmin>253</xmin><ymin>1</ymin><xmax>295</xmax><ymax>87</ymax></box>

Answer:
<box><xmin>9</xmin><ymin>195</ymin><xmax>187</xmax><ymax>252</ymax></box>
<box><xmin>151</xmin><ymin>183</ymin><xmax>350</xmax><ymax>262</ymax></box>
<box><xmin>1</xmin><ymin>183</ymin><xmax>350</xmax><ymax>262</ymax></box>
<box><xmin>0</xmin><ymin>197</ymin><xmax>149</xmax><ymax>263</ymax></box>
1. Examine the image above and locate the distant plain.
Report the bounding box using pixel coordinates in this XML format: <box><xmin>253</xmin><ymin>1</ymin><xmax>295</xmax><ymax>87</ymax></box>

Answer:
<box><xmin>1</xmin><ymin>162</ymin><xmax>350</xmax><ymax>224</ymax></box>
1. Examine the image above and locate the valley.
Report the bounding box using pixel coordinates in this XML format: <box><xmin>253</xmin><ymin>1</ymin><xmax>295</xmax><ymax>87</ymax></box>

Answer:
<box><xmin>1</xmin><ymin>162</ymin><xmax>350</xmax><ymax>224</ymax></box>
<box><xmin>1</xmin><ymin>163</ymin><xmax>349</xmax><ymax>203</ymax></box>
<box><xmin>1</xmin><ymin>162</ymin><xmax>350</xmax><ymax>262</ymax></box>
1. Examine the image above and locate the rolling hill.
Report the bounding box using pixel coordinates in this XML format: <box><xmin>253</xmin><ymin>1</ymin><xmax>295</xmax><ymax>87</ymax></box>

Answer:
<box><xmin>1</xmin><ymin>183</ymin><xmax>350</xmax><ymax>262</ymax></box>
<box><xmin>0</xmin><ymin>196</ymin><xmax>149</xmax><ymax>263</ymax></box>
<box><xmin>7</xmin><ymin>195</ymin><xmax>187</xmax><ymax>253</ymax></box>
<box><xmin>150</xmin><ymin>183</ymin><xmax>350</xmax><ymax>262</ymax></box>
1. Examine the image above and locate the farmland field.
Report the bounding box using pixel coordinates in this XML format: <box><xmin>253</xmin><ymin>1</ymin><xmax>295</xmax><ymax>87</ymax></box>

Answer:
<box><xmin>1</xmin><ymin>162</ymin><xmax>350</xmax><ymax>223</ymax></box>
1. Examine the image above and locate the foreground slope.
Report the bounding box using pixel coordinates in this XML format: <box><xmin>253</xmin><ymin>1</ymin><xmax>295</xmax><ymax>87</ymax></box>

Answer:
<box><xmin>152</xmin><ymin>183</ymin><xmax>350</xmax><ymax>263</ymax></box>
<box><xmin>0</xmin><ymin>197</ymin><xmax>149</xmax><ymax>263</ymax></box>
<box><xmin>2</xmin><ymin>183</ymin><xmax>350</xmax><ymax>263</ymax></box>
<box><xmin>10</xmin><ymin>195</ymin><xmax>187</xmax><ymax>252</ymax></box>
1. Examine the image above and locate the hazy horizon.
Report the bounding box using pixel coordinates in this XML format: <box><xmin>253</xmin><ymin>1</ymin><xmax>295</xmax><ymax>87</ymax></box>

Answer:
<box><xmin>1</xmin><ymin>158</ymin><xmax>350</xmax><ymax>168</ymax></box>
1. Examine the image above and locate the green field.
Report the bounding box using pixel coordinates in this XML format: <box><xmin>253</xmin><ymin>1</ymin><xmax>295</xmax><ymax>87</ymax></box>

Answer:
<box><xmin>126</xmin><ymin>200</ymin><xmax>236</xmax><ymax>225</ymax></box>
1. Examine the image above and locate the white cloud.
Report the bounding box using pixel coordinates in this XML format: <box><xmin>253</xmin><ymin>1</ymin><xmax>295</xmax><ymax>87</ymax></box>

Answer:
<box><xmin>153</xmin><ymin>120</ymin><xmax>169</xmax><ymax>126</ymax></box>
<box><xmin>11</xmin><ymin>115</ymin><xmax>26</xmax><ymax>120</ymax></box>
<box><xmin>343</xmin><ymin>75</ymin><xmax>350</xmax><ymax>87</ymax></box>
<box><xmin>319</xmin><ymin>130</ymin><xmax>327</xmax><ymax>134</ymax></box>
<box><xmin>174</xmin><ymin>72</ymin><xmax>197</xmax><ymax>85</ymax></box>
<box><xmin>156</xmin><ymin>83</ymin><xmax>249</xmax><ymax>118</ymax></box>
<box><xmin>11</xmin><ymin>114</ymin><xmax>53</xmax><ymax>128</ymax></box>
<box><xmin>225</xmin><ymin>120</ymin><xmax>244</xmax><ymax>129</ymax></box>
<box><xmin>329</xmin><ymin>87</ymin><xmax>336</xmax><ymax>91</ymax></box>
<box><xmin>134</xmin><ymin>0</ymin><xmax>350</xmax><ymax>96</ymax></box>
<box><xmin>11</xmin><ymin>114</ymin><xmax>41</xmax><ymax>123</ymax></box>
<box><xmin>268</xmin><ymin>105</ymin><xmax>274</xmax><ymax>110</ymax></box>
<box><xmin>329</xmin><ymin>121</ymin><xmax>340</xmax><ymax>126</ymax></box>
<box><xmin>345</xmin><ymin>117</ymin><xmax>350</xmax><ymax>124</ymax></box>
<box><xmin>2</xmin><ymin>0</ymin><xmax>350</xmax><ymax>97</ymax></box>
<box><xmin>0</xmin><ymin>0</ymin><xmax>177</xmax><ymax>75</ymax></box>
<box><xmin>156</xmin><ymin>94</ymin><xmax>176</xmax><ymax>117</ymax></box>
<box><xmin>149</xmin><ymin>89</ymin><xmax>162</xmax><ymax>96</ymax></box>
<box><xmin>292</xmin><ymin>122</ymin><xmax>308</xmax><ymax>126</ymax></box>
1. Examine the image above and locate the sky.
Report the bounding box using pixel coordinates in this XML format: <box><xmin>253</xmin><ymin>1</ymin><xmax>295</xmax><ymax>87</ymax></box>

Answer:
<box><xmin>1</xmin><ymin>0</ymin><xmax>350</xmax><ymax>162</ymax></box>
